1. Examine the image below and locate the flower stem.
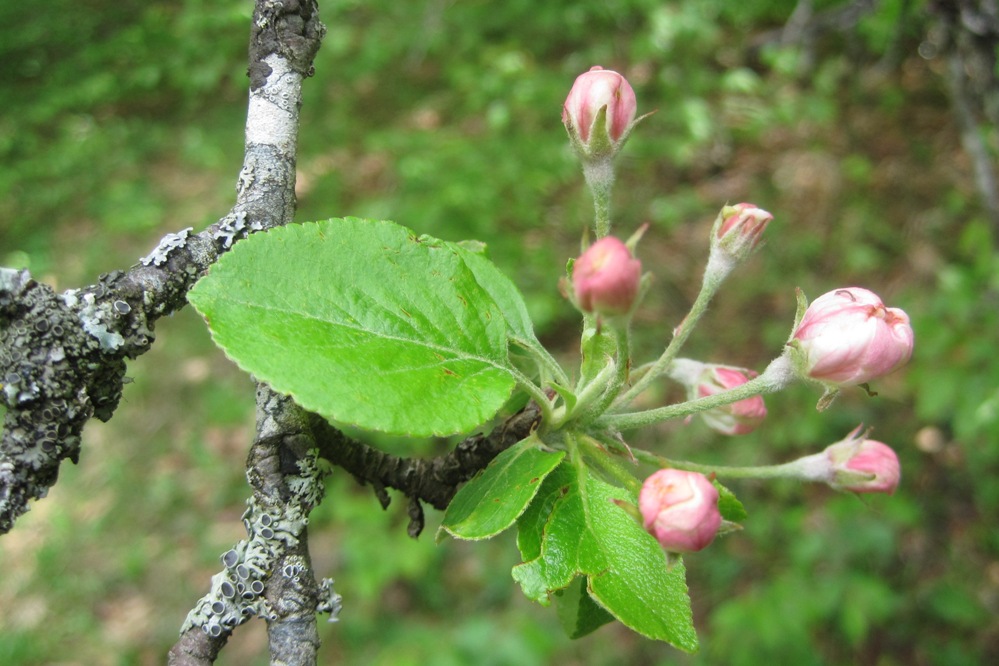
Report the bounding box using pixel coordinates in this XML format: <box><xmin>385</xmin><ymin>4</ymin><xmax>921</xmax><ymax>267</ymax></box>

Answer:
<box><xmin>617</xmin><ymin>260</ymin><xmax>726</xmax><ymax>406</ymax></box>
<box><xmin>583</xmin><ymin>159</ymin><xmax>614</xmax><ymax>238</ymax></box>
<box><xmin>600</xmin><ymin>354</ymin><xmax>796</xmax><ymax>431</ymax></box>
<box><xmin>510</xmin><ymin>367</ymin><xmax>555</xmax><ymax>429</ymax></box>
<box><xmin>511</xmin><ymin>334</ymin><xmax>570</xmax><ymax>389</ymax></box>
<box><xmin>631</xmin><ymin>447</ymin><xmax>826</xmax><ymax>482</ymax></box>
<box><xmin>578</xmin><ymin>323</ymin><xmax>630</xmax><ymax>425</ymax></box>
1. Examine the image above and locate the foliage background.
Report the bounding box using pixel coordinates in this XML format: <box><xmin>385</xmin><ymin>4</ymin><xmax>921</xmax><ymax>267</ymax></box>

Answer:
<box><xmin>1</xmin><ymin>0</ymin><xmax>997</xmax><ymax>664</ymax></box>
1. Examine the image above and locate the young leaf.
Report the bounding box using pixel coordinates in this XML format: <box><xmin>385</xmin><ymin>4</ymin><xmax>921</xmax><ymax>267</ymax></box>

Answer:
<box><xmin>451</xmin><ymin>241</ymin><xmax>564</xmax><ymax>384</ymax></box>
<box><xmin>449</xmin><ymin>242</ymin><xmax>537</xmax><ymax>345</ymax></box>
<box><xmin>439</xmin><ymin>432</ymin><xmax>564</xmax><ymax>541</ymax></box>
<box><xmin>554</xmin><ymin>576</ymin><xmax>615</xmax><ymax>639</ymax></box>
<box><xmin>188</xmin><ymin>218</ymin><xmax>518</xmax><ymax>437</ymax></box>
<box><xmin>512</xmin><ymin>463</ymin><xmax>698</xmax><ymax>652</ymax></box>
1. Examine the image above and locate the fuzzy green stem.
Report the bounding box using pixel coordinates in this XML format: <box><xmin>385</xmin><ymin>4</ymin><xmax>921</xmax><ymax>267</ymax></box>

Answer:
<box><xmin>631</xmin><ymin>447</ymin><xmax>820</xmax><ymax>481</ymax></box>
<box><xmin>559</xmin><ymin>358</ymin><xmax>617</xmax><ymax>429</ymax></box>
<box><xmin>617</xmin><ymin>258</ymin><xmax>727</xmax><ymax>406</ymax></box>
<box><xmin>600</xmin><ymin>354</ymin><xmax>796</xmax><ymax>431</ymax></box>
<box><xmin>511</xmin><ymin>335</ymin><xmax>571</xmax><ymax>389</ymax></box>
<box><xmin>510</xmin><ymin>367</ymin><xmax>555</xmax><ymax>429</ymax></box>
<box><xmin>582</xmin><ymin>159</ymin><xmax>614</xmax><ymax>238</ymax></box>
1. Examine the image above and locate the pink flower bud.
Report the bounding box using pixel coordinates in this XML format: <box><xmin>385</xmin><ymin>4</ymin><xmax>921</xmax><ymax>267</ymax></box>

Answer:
<box><xmin>792</xmin><ymin>287</ymin><xmax>913</xmax><ymax>386</ymax></box>
<box><xmin>696</xmin><ymin>366</ymin><xmax>767</xmax><ymax>436</ymax></box>
<box><xmin>572</xmin><ymin>236</ymin><xmax>642</xmax><ymax>316</ymax></box>
<box><xmin>714</xmin><ymin>203</ymin><xmax>772</xmax><ymax>259</ymax></box>
<box><xmin>562</xmin><ymin>66</ymin><xmax>637</xmax><ymax>158</ymax></box>
<box><xmin>822</xmin><ymin>427</ymin><xmax>901</xmax><ymax>494</ymax></box>
<box><xmin>639</xmin><ymin>469</ymin><xmax>722</xmax><ymax>553</ymax></box>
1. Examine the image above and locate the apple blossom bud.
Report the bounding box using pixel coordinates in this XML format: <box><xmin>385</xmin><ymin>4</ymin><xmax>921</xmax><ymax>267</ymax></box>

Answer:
<box><xmin>562</xmin><ymin>66</ymin><xmax>637</xmax><ymax>160</ymax></box>
<box><xmin>822</xmin><ymin>427</ymin><xmax>901</xmax><ymax>494</ymax></box>
<box><xmin>667</xmin><ymin>359</ymin><xmax>767</xmax><ymax>435</ymax></box>
<box><xmin>695</xmin><ymin>366</ymin><xmax>767</xmax><ymax>436</ymax></box>
<box><xmin>713</xmin><ymin>203</ymin><xmax>772</xmax><ymax>259</ymax></box>
<box><xmin>791</xmin><ymin>287</ymin><xmax>914</xmax><ymax>386</ymax></box>
<box><xmin>639</xmin><ymin>469</ymin><xmax>721</xmax><ymax>553</ymax></box>
<box><xmin>572</xmin><ymin>236</ymin><xmax>642</xmax><ymax>316</ymax></box>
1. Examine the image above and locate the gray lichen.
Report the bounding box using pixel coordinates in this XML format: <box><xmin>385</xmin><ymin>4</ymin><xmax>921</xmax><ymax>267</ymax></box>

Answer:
<box><xmin>70</xmin><ymin>291</ymin><xmax>125</xmax><ymax>352</ymax></box>
<box><xmin>213</xmin><ymin>211</ymin><xmax>264</xmax><ymax>250</ymax></box>
<box><xmin>0</xmin><ymin>262</ymin><xmax>168</xmax><ymax>532</ymax></box>
<box><xmin>140</xmin><ymin>227</ymin><xmax>194</xmax><ymax>267</ymax></box>
<box><xmin>180</xmin><ymin>449</ymin><xmax>333</xmax><ymax>635</ymax></box>
<box><xmin>317</xmin><ymin>577</ymin><xmax>343</xmax><ymax>622</ymax></box>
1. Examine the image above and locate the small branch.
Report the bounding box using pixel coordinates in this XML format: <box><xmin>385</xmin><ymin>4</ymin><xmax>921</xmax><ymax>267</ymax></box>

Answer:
<box><xmin>947</xmin><ymin>49</ymin><xmax>999</xmax><ymax>225</ymax></box>
<box><xmin>170</xmin><ymin>389</ymin><xmax>335</xmax><ymax>664</ymax></box>
<box><xmin>310</xmin><ymin>402</ymin><xmax>542</xmax><ymax>529</ymax></box>
<box><xmin>933</xmin><ymin>0</ymin><xmax>999</xmax><ymax>229</ymax></box>
<box><xmin>751</xmin><ymin>0</ymin><xmax>877</xmax><ymax>56</ymax></box>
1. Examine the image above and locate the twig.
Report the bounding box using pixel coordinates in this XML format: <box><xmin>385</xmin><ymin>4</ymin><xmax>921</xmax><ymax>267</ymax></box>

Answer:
<box><xmin>310</xmin><ymin>401</ymin><xmax>542</xmax><ymax>535</ymax></box>
<box><xmin>933</xmin><ymin>0</ymin><xmax>999</xmax><ymax>228</ymax></box>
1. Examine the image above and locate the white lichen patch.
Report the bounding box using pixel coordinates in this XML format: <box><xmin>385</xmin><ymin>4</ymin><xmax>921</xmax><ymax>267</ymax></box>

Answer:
<box><xmin>140</xmin><ymin>227</ymin><xmax>193</xmax><ymax>267</ymax></box>
<box><xmin>214</xmin><ymin>211</ymin><xmax>264</xmax><ymax>249</ymax></box>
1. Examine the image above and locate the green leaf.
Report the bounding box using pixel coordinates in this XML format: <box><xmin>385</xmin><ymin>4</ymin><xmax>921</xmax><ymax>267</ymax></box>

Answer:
<box><xmin>440</xmin><ymin>433</ymin><xmax>564</xmax><ymax>541</ymax></box>
<box><xmin>554</xmin><ymin>576</ymin><xmax>615</xmax><ymax>639</ymax></box>
<box><xmin>449</xmin><ymin>241</ymin><xmax>537</xmax><ymax>345</ymax></box>
<box><xmin>451</xmin><ymin>240</ymin><xmax>564</xmax><ymax>385</ymax></box>
<box><xmin>512</xmin><ymin>463</ymin><xmax>698</xmax><ymax>652</ymax></box>
<box><xmin>714</xmin><ymin>480</ymin><xmax>748</xmax><ymax>522</ymax></box>
<box><xmin>188</xmin><ymin>218</ymin><xmax>518</xmax><ymax>437</ymax></box>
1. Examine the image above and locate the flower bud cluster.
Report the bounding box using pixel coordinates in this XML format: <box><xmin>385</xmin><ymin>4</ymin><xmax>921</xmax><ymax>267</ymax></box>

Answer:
<box><xmin>554</xmin><ymin>65</ymin><xmax>912</xmax><ymax>570</ymax></box>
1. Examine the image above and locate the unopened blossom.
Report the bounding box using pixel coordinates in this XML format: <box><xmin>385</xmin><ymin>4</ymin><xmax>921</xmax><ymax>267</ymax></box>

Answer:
<box><xmin>572</xmin><ymin>236</ymin><xmax>642</xmax><ymax>316</ymax></box>
<box><xmin>713</xmin><ymin>203</ymin><xmax>773</xmax><ymax>262</ymax></box>
<box><xmin>639</xmin><ymin>469</ymin><xmax>722</xmax><ymax>553</ymax></box>
<box><xmin>562</xmin><ymin>66</ymin><xmax>637</xmax><ymax>160</ymax></box>
<box><xmin>798</xmin><ymin>426</ymin><xmax>901</xmax><ymax>494</ymax></box>
<box><xmin>667</xmin><ymin>359</ymin><xmax>767</xmax><ymax>435</ymax></box>
<box><xmin>695</xmin><ymin>366</ymin><xmax>767</xmax><ymax>436</ymax></box>
<box><xmin>791</xmin><ymin>287</ymin><xmax>913</xmax><ymax>386</ymax></box>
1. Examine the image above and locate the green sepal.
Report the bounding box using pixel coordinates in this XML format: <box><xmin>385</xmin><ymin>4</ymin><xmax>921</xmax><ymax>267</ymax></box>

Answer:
<box><xmin>714</xmin><ymin>480</ymin><xmax>748</xmax><ymax>523</ymax></box>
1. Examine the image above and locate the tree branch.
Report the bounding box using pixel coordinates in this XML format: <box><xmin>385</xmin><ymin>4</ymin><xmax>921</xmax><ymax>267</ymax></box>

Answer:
<box><xmin>169</xmin><ymin>389</ymin><xmax>339</xmax><ymax>665</ymax></box>
<box><xmin>309</xmin><ymin>402</ymin><xmax>542</xmax><ymax>537</ymax></box>
<box><xmin>0</xmin><ymin>0</ymin><xmax>321</xmax><ymax>535</ymax></box>
<box><xmin>932</xmin><ymin>0</ymin><xmax>999</xmax><ymax>228</ymax></box>
<box><xmin>3</xmin><ymin>1</ymin><xmax>538</xmax><ymax>661</ymax></box>
<box><xmin>169</xmin><ymin>1</ymin><xmax>326</xmax><ymax>663</ymax></box>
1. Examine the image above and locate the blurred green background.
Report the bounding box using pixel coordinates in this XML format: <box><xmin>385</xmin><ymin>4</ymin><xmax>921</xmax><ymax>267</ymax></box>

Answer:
<box><xmin>2</xmin><ymin>0</ymin><xmax>998</xmax><ymax>664</ymax></box>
